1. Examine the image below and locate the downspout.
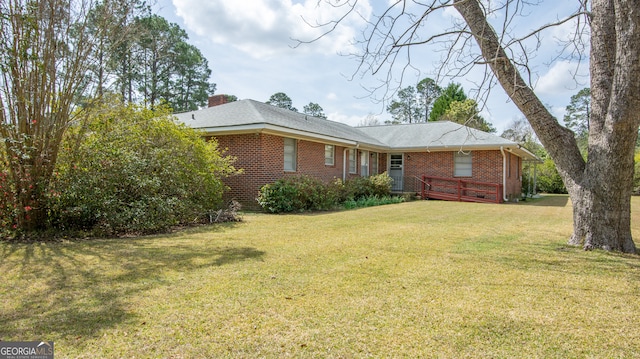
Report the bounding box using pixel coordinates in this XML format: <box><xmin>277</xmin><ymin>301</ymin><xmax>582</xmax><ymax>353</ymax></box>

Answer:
<box><xmin>500</xmin><ymin>146</ymin><xmax>508</xmax><ymax>202</ymax></box>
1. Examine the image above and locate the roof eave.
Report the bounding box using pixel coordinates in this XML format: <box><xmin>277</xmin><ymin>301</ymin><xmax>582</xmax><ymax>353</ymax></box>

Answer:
<box><xmin>196</xmin><ymin>123</ymin><xmax>369</xmax><ymax>147</ymax></box>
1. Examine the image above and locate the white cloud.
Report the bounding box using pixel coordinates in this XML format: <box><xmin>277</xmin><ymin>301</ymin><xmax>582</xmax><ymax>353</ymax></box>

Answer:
<box><xmin>326</xmin><ymin>92</ymin><xmax>338</xmax><ymax>101</ymax></box>
<box><xmin>327</xmin><ymin>111</ymin><xmax>369</xmax><ymax>127</ymax></box>
<box><xmin>535</xmin><ymin>60</ymin><xmax>586</xmax><ymax>95</ymax></box>
<box><xmin>172</xmin><ymin>0</ymin><xmax>372</xmax><ymax>59</ymax></box>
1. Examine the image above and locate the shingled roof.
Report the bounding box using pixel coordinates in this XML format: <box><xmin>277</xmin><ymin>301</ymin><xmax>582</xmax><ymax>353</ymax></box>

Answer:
<box><xmin>173</xmin><ymin>99</ymin><xmax>537</xmax><ymax>160</ymax></box>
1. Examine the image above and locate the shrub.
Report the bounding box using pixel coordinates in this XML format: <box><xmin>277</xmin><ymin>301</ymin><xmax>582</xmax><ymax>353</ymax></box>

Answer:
<box><xmin>343</xmin><ymin>172</ymin><xmax>393</xmax><ymax>200</ymax></box>
<box><xmin>257</xmin><ymin>175</ymin><xmax>337</xmax><ymax>213</ymax></box>
<box><xmin>49</xmin><ymin>99</ymin><xmax>239</xmax><ymax>235</ymax></box>
<box><xmin>343</xmin><ymin>195</ymin><xmax>405</xmax><ymax>210</ymax></box>
<box><xmin>257</xmin><ymin>172</ymin><xmax>394</xmax><ymax>213</ymax></box>
<box><xmin>536</xmin><ymin>158</ymin><xmax>567</xmax><ymax>194</ymax></box>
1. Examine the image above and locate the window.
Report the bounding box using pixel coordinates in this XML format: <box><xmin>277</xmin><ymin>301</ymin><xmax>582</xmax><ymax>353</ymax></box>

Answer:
<box><xmin>325</xmin><ymin>145</ymin><xmax>335</xmax><ymax>166</ymax></box>
<box><xmin>348</xmin><ymin>149</ymin><xmax>357</xmax><ymax>173</ymax></box>
<box><xmin>371</xmin><ymin>152</ymin><xmax>378</xmax><ymax>175</ymax></box>
<box><xmin>360</xmin><ymin>151</ymin><xmax>369</xmax><ymax>177</ymax></box>
<box><xmin>454</xmin><ymin>152</ymin><xmax>472</xmax><ymax>177</ymax></box>
<box><xmin>284</xmin><ymin>138</ymin><xmax>297</xmax><ymax>171</ymax></box>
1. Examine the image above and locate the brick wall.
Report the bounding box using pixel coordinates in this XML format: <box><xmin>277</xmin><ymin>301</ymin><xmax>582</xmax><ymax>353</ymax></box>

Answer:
<box><xmin>399</xmin><ymin>150</ymin><xmax>522</xmax><ymax>200</ymax></box>
<box><xmin>214</xmin><ymin>134</ymin><xmax>359</xmax><ymax>210</ymax></box>
<box><xmin>214</xmin><ymin>133</ymin><xmax>283</xmax><ymax>210</ymax></box>
<box><xmin>213</xmin><ymin>133</ymin><xmax>523</xmax><ymax>208</ymax></box>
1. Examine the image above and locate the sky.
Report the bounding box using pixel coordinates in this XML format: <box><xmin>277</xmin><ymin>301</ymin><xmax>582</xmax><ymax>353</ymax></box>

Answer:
<box><xmin>154</xmin><ymin>0</ymin><xmax>589</xmax><ymax>134</ymax></box>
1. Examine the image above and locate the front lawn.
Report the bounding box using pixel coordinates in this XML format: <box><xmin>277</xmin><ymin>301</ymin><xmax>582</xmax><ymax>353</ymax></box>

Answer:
<box><xmin>1</xmin><ymin>195</ymin><xmax>639</xmax><ymax>358</ymax></box>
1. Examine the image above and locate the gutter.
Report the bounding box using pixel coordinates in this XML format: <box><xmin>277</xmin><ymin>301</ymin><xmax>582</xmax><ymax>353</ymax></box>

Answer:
<box><xmin>500</xmin><ymin>146</ymin><xmax>508</xmax><ymax>202</ymax></box>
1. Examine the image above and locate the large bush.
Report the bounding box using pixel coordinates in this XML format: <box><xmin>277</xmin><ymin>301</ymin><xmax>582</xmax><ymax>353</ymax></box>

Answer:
<box><xmin>257</xmin><ymin>172</ymin><xmax>393</xmax><ymax>213</ymax></box>
<box><xmin>49</xmin><ymin>100</ymin><xmax>238</xmax><ymax>235</ymax></box>
<box><xmin>536</xmin><ymin>157</ymin><xmax>567</xmax><ymax>194</ymax></box>
<box><xmin>256</xmin><ymin>175</ymin><xmax>340</xmax><ymax>213</ymax></box>
<box><xmin>343</xmin><ymin>172</ymin><xmax>393</xmax><ymax>200</ymax></box>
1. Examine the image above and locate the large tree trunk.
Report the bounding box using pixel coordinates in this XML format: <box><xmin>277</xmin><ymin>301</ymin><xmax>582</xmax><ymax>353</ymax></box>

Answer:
<box><xmin>454</xmin><ymin>0</ymin><xmax>639</xmax><ymax>253</ymax></box>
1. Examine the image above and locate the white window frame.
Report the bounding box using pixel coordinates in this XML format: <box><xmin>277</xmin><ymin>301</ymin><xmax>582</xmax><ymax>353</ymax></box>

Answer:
<box><xmin>284</xmin><ymin>138</ymin><xmax>297</xmax><ymax>172</ymax></box>
<box><xmin>348</xmin><ymin>149</ymin><xmax>357</xmax><ymax>174</ymax></box>
<box><xmin>360</xmin><ymin>150</ymin><xmax>369</xmax><ymax>177</ymax></box>
<box><xmin>371</xmin><ymin>152</ymin><xmax>378</xmax><ymax>175</ymax></box>
<box><xmin>454</xmin><ymin>152</ymin><xmax>472</xmax><ymax>177</ymax></box>
<box><xmin>325</xmin><ymin>145</ymin><xmax>335</xmax><ymax>166</ymax></box>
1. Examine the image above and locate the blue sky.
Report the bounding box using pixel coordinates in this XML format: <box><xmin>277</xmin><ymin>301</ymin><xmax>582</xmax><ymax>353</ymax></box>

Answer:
<box><xmin>155</xmin><ymin>0</ymin><xmax>589</xmax><ymax>133</ymax></box>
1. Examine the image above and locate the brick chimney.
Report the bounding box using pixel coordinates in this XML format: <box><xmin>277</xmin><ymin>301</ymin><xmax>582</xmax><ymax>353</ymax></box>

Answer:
<box><xmin>208</xmin><ymin>94</ymin><xmax>228</xmax><ymax>107</ymax></box>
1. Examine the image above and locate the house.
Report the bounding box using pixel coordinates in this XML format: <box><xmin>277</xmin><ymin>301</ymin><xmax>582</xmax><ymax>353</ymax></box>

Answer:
<box><xmin>173</xmin><ymin>95</ymin><xmax>538</xmax><ymax>209</ymax></box>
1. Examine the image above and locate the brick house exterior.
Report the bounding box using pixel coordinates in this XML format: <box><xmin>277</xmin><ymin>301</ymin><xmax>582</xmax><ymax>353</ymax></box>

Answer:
<box><xmin>175</xmin><ymin>95</ymin><xmax>538</xmax><ymax>209</ymax></box>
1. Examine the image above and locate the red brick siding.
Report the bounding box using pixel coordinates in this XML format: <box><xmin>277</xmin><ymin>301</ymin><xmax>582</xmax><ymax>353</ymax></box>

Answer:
<box><xmin>214</xmin><ymin>133</ymin><xmax>284</xmax><ymax>210</ymax></box>
<box><xmin>394</xmin><ymin>150</ymin><xmax>522</xmax><ymax>200</ymax></box>
<box><xmin>504</xmin><ymin>151</ymin><xmax>522</xmax><ymax>200</ymax></box>
<box><xmin>214</xmin><ymin>134</ymin><xmax>356</xmax><ymax>209</ymax></box>
<box><xmin>213</xmin><ymin>133</ymin><xmax>523</xmax><ymax>208</ymax></box>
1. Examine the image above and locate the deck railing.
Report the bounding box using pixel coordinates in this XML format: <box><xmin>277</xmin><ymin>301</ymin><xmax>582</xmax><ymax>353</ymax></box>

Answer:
<box><xmin>421</xmin><ymin>175</ymin><xmax>503</xmax><ymax>204</ymax></box>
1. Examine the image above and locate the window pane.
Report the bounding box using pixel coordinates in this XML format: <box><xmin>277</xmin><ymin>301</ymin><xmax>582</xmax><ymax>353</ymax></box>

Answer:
<box><xmin>284</xmin><ymin>138</ymin><xmax>296</xmax><ymax>171</ymax></box>
<box><xmin>348</xmin><ymin>149</ymin><xmax>356</xmax><ymax>173</ymax></box>
<box><xmin>325</xmin><ymin>145</ymin><xmax>334</xmax><ymax>166</ymax></box>
<box><xmin>360</xmin><ymin>151</ymin><xmax>369</xmax><ymax>177</ymax></box>
<box><xmin>454</xmin><ymin>152</ymin><xmax>472</xmax><ymax>177</ymax></box>
<box><xmin>371</xmin><ymin>152</ymin><xmax>378</xmax><ymax>174</ymax></box>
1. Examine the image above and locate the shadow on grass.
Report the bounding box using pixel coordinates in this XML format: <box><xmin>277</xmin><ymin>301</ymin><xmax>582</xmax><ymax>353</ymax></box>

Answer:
<box><xmin>520</xmin><ymin>194</ymin><xmax>569</xmax><ymax>207</ymax></box>
<box><xmin>0</xmin><ymin>236</ymin><xmax>265</xmax><ymax>342</ymax></box>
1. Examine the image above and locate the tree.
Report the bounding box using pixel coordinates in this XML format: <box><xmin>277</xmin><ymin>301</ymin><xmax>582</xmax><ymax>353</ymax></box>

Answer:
<box><xmin>85</xmin><ymin>0</ymin><xmax>146</xmax><ymax>99</ymax></box>
<box><xmin>501</xmin><ymin>118</ymin><xmax>542</xmax><ymax>153</ymax></box>
<box><xmin>441</xmin><ymin>99</ymin><xmax>496</xmax><ymax>133</ymax></box>
<box><xmin>303</xmin><ymin>102</ymin><xmax>327</xmax><ymax>119</ymax></box>
<box><xmin>358</xmin><ymin>114</ymin><xmax>381</xmax><ymax>126</ymax></box>
<box><xmin>304</xmin><ymin>0</ymin><xmax>640</xmax><ymax>252</ymax></box>
<box><xmin>170</xmin><ymin>42</ymin><xmax>216</xmax><ymax>112</ymax></box>
<box><xmin>134</xmin><ymin>14</ymin><xmax>215</xmax><ymax>111</ymax></box>
<box><xmin>564</xmin><ymin>87</ymin><xmax>591</xmax><ymax>155</ymax></box>
<box><xmin>267</xmin><ymin>92</ymin><xmax>297</xmax><ymax>112</ymax></box>
<box><xmin>429</xmin><ymin>83</ymin><xmax>467</xmax><ymax>122</ymax></box>
<box><xmin>416</xmin><ymin>77</ymin><xmax>442</xmax><ymax>122</ymax></box>
<box><xmin>0</xmin><ymin>0</ymin><xmax>135</xmax><ymax>231</ymax></box>
<box><xmin>386</xmin><ymin>86</ymin><xmax>421</xmax><ymax>123</ymax></box>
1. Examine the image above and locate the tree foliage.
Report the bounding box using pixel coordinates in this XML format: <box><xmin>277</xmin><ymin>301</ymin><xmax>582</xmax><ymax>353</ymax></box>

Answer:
<box><xmin>501</xmin><ymin>118</ymin><xmax>564</xmax><ymax>195</ymax></box>
<box><xmin>441</xmin><ymin>99</ymin><xmax>496</xmax><ymax>133</ymax></box>
<box><xmin>386</xmin><ymin>86</ymin><xmax>420</xmax><ymax>124</ymax></box>
<box><xmin>416</xmin><ymin>78</ymin><xmax>442</xmax><ymax>122</ymax></box>
<box><xmin>429</xmin><ymin>83</ymin><xmax>467</xmax><ymax>122</ymax></box>
<box><xmin>134</xmin><ymin>14</ymin><xmax>215</xmax><ymax>111</ymax></box>
<box><xmin>303</xmin><ymin>102</ymin><xmax>327</xmax><ymax>119</ymax></box>
<box><xmin>386</xmin><ymin>77</ymin><xmax>440</xmax><ymax>124</ymax></box>
<box><xmin>267</xmin><ymin>92</ymin><xmax>298</xmax><ymax>112</ymax></box>
<box><xmin>563</xmin><ymin>87</ymin><xmax>591</xmax><ymax>155</ymax></box>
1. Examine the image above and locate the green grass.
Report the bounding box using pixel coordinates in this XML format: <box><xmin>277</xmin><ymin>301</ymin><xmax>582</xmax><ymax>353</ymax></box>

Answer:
<box><xmin>1</xmin><ymin>195</ymin><xmax>640</xmax><ymax>358</ymax></box>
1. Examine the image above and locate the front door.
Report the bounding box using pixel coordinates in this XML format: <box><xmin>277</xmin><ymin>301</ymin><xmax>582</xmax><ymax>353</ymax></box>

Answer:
<box><xmin>389</xmin><ymin>153</ymin><xmax>403</xmax><ymax>192</ymax></box>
